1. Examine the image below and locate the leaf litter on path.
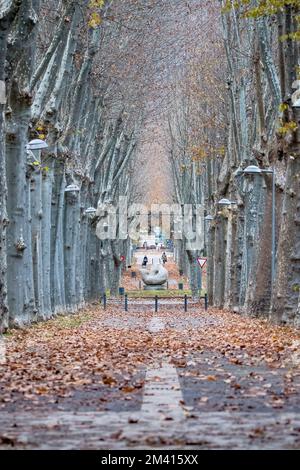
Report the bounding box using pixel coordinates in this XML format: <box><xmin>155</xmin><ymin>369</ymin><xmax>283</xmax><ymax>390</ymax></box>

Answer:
<box><xmin>1</xmin><ymin>304</ymin><xmax>300</xmax><ymax>416</ymax></box>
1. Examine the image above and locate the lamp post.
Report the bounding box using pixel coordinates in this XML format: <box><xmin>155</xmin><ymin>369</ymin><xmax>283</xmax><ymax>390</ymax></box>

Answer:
<box><xmin>203</xmin><ymin>214</ymin><xmax>213</xmax><ymax>298</ymax></box>
<box><xmin>241</xmin><ymin>165</ymin><xmax>276</xmax><ymax>287</ymax></box>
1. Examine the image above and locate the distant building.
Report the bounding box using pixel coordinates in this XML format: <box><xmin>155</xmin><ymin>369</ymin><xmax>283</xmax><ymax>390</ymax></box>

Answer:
<box><xmin>137</xmin><ymin>226</ymin><xmax>169</xmax><ymax>249</ymax></box>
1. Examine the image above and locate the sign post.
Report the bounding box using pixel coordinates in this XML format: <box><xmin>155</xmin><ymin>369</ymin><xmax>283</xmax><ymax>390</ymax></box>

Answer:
<box><xmin>197</xmin><ymin>265</ymin><xmax>202</xmax><ymax>292</ymax></box>
<box><xmin>197</xmin><ymin>257</ymin><xmax>207</xmax><ymax>295</ymax></box>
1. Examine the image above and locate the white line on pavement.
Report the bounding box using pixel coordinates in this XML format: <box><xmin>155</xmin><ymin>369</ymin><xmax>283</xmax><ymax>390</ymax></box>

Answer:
<box><xmin>141</xmin><ymin>362</ymin><xmax>184</xmax><ymax>420</ymax></box>
<box><xmin>143</xmin><ymin>316</ymin><xmax>184</xmax><ymax>420</ymax></box>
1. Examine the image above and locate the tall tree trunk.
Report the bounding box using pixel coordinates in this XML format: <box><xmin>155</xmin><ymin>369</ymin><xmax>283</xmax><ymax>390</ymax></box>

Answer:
<box><xmin>0</xmin><ymin>0</ymin><xmax>23</xmax><ymax>330</ymax></box>
<box><xmin>0</xmin><ymin>97</ymin><xmax>8</xmax><ymax>331</ymax></box>
<box><xmin>41</xmin><ymin>156</ymin><xmax>54</xmax><ymax>318</ymax></box>
<box><xmin>51</xmin><ymin>162</ymin><xmax>66</xmax><ymax>313</ymax></box>
<box><xmin>64</xmin><ymin>186</ymin><xmax>81</xmax><ymax>311</ymax></box>
<box><xmin>6</xmin><ymin>90</ymin><xmax>35</xmax><ymax>326</ymax></box>
<box><xmin>271</xmin><ymin>108</ymin><xmax>300</xmax><ymax>325</ymax></box>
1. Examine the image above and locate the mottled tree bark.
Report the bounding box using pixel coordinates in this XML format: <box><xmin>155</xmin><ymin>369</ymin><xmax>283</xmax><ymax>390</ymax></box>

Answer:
<box><xmin>0</xmin><ymin>0</ymin><xmax>23</xmax><ymax>330</ymax></box>
<box><xmin>272</xmin><ymin>109</ymin><xmax>300</xmax><ymax>325</ymax></box>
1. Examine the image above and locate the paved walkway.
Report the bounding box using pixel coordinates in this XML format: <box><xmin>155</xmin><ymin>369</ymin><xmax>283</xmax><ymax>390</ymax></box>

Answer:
<box><xmin>1</xmin><ymin>303</ymin><xmax>300</xmax><ymax>449</ymax></box>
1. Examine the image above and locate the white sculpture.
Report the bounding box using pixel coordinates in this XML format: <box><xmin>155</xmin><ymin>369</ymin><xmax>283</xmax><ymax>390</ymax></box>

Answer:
<box><xmin>141</xmin><ymin>264</ymin><xmax>168</xmax><ymax>286</ymax></box>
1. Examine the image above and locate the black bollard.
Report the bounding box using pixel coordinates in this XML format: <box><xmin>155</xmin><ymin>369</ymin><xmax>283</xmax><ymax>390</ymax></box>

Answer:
<box><xmin>125</xmin><ymin>294</ymin><xmax>128</xmax><ymax>312</ymax></box>
<box><xmin>184</xmin><ymin>294</ymin><xmax>188</xmax><ymax>312</ymax></box>
<box><xmin>103</xmin><ymin>293</ymin><xmax>107</xmax><ymax>310</ymax></box>
<box><xmin>155</xmin><ymin>296</ymin><xmax>158</xmax><ymax>313</ymax></box>
<box><xmin>205</xmin><ymin>293</ymin><xmax>208</xmax><ymax>311</ymax></box>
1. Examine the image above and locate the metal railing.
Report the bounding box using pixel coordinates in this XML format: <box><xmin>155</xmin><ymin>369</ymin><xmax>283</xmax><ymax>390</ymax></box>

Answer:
<box><xmin>100</xmin><ymin>292</ymin><xmax>208</xmax><ymax>312</ymax></box>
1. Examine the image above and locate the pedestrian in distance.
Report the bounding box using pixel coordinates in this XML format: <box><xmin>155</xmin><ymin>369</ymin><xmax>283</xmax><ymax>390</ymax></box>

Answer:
<box><xmin>162</xmin><ymin>252</ymin><xmax>167</xmax><ymax>265</ymax></box>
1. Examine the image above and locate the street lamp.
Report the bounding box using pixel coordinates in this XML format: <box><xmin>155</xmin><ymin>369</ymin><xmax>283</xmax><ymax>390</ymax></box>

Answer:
<box><xmin>241</xmin><ymin>164</ymin><xmax>276</xmax><ymax>287</ymax></box>
<box><xmin>26</xmin><ymin>139</ymin><xmax>48</xmax><ymax>164</ymax></box>
<box><xmin>242</xmin><ymin>165</ymin><xmax>263</xmax><ymax>174</ymax></box>
<box><xmin>85</xmin><ymin>207</ymin><xmax>97</xmax><ymax>219</ymax></box>
<box><xmin>218</xmin><ymin>198</ymin><xmax>237</xmax><ymax>206</ymax></box>
<box><xmin>85</xmin><ymin>207</ymin><xmax>97</xmax><ymax>215</ymax></box>
<box><xmin>26</xmin><ymin>139</ymin><xmax>48</xmax><ymax>151</ymax></box>
<box><xmin>65</xmin><ymin>184</ymin><xmax>80</xmax><ymax>193</ymax></box>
